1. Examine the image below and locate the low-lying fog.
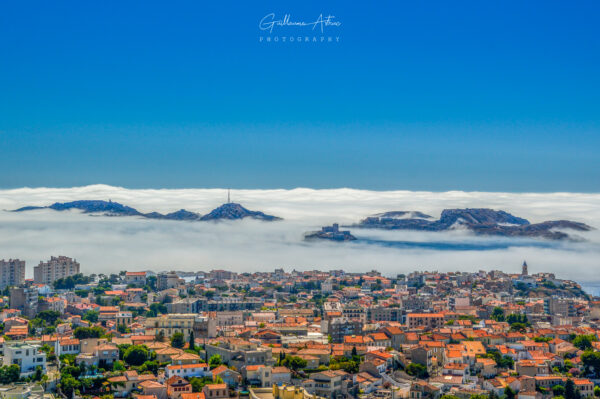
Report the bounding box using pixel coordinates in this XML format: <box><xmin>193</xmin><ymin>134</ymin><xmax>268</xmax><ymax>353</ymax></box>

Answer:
<box><xmin>0</xmin><ymin>185</ymin><xmax>599</xmax><ymax>283</ymax></box>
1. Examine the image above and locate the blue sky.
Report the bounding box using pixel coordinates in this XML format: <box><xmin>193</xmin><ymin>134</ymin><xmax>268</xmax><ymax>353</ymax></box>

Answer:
<box><xmin>1</xmin><ymin>1</ymin><xmax>598</xmax><ymax>191</ymax></box>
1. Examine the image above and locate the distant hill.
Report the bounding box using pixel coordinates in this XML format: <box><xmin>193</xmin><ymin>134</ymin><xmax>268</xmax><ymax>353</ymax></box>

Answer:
<box><xmin>200</xmin><ymin>202</ymin><xmax>281</xmax><ymax>221</ymax></box>
<box><xmin>13</xmin><ymin>200</ymin><xmax>281</xmax><ymax>222</ymax></box>
<box><xmin>18</xmin><ymin>200</ymin><xmax>143</xmax><ymax>216</ymax></box>
<box><xmin>355</xmin><ymin>208</ymin><xmax>591</xmax><ymax>240</ymax></box>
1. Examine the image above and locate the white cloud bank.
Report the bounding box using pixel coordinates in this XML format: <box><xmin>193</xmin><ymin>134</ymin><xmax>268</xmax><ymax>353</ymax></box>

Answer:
<box><xmin>0</xmin><ymin>185</ymin><xmax>599</xmax><ymax>283</ymax></box>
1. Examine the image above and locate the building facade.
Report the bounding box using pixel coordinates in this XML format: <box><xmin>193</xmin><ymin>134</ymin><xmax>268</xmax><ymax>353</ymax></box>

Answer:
<box><xmin>3</xmin><ymin>342</ymin><xmax>47</xmax><ymax>377</ymax></box>
<box><xmin>9</xmin><ymin>287</ymin><xmax>38</xmax><ymax>318</ymax></box>
<box><xmin>0</xmin><ymin>259</ymin><xmax>25</xmax><ymax>289</ymax></box>
<box><xmin>33</xmin><ymin>256</ymin><xmax>80</xmax><ymax>285</ymax></box>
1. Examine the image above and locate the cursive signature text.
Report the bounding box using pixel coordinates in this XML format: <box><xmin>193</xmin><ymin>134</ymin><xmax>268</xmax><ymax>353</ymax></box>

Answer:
<box><xmin>259</xmin><ymin>13</ymin><xmax>341</xmax><ymax>34</ymax></box>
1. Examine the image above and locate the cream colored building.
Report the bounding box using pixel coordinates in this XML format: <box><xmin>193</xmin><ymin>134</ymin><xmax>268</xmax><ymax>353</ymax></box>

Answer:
<box><xmin>250</xmin><ymin>385</ymin><xmax>326</xmax><ymax>399</ymax></box>
<box><xmin>0</xmin><ymin>259</ymin><xmax>25</xmax><ymax>289</ymax></box>
<box><xmin>33</xmin><ymin>256</ymin><xmax>80</xmax><ymax>285</ymax></box>
<box><xmin>146</xmin><ymin>313</ymin><xmax>196</xmax><ymax>339</ymax></box>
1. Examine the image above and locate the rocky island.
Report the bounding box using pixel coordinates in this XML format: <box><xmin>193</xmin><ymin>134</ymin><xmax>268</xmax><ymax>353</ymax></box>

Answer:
<box><xmin>304</xmin><ymin>223</ymin><xmax>357</xmax><ymax>242</ymax></box>
<box><xmin>12</xmin><ymin>200</ymin><xmax>281</xmax><ymax>222</ymax></box>
<box><xmin>354</xmin><ymin>208</ymin><xmax>592</xmax><ymax>240</ymax></box>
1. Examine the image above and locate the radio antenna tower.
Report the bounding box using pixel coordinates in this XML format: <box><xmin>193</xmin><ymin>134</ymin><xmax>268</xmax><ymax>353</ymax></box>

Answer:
<box><xmin>227</xmin><ymin>188</ymin><xmax>231</xmax><ymax>204</ymax></box>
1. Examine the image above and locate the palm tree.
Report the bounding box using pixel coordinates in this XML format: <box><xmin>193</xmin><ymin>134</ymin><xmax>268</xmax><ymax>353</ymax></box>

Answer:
<box><xmin>41</xmin><ymin>375</ymin><xmax>49</xmax><ymax>391</ymax></box>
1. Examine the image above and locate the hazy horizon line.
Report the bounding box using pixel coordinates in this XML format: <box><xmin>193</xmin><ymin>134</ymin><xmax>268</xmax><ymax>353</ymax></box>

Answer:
<box><xmin>2</xmin><ymin>183</ymin><xmax>600</xmax><ymax>196</ymax></box>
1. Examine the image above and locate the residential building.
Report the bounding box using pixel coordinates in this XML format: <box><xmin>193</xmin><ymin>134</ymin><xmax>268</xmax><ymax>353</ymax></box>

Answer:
<box><xmin>9</xmin><ymin>287</ymin><xmax>38</xmax><ymax>318</ymax></box>
<box><xmin>3</xmin><ymin>342</ymin><xmax>47</xmax><ymax>377</ymax></box>
<box><xmin>165</xmin><ymin>363</ymin><xmax>210</xmax><ymax>379</ymax></box>
<box><xmin>406</xmin><ymin>313</ymin><xmax>444</xmax><ymax>330</ymax></box>
<box><xmin>303</xmin><ymin>370</ymin><xmax>347</xmax><ymax>399</ymax></box>
<box><xmin>321</xmin><ymin>317</ymin><xmax>363</xmax><ymax>344</ymax></box>
<box><xmin>33</xmin><ymin>255</ymin><xmax>80</xmax><ymax>285</ymax></box>
<box><xmin>124</xmin><ymin>271</ymin><xmax>147</xmax><ymax>286</ymax></box>
<box><xmin>158</xmin><ymin>272</ymin><xmax>181</xmax><ymax>290</ymax></box>
<box><xmin>0</xmin><ymin>259</ymin><xmax>25</xmax><ymax>289</ymax></box>
<box><xmin>146</xmin><ymin>313</ymin><xmax>198</xmax><ymax>340</ymax></box>
<box><xmin>202</xmin><ymin>384</ymin><xmax>229</xmax><ymax>399</ymax></box>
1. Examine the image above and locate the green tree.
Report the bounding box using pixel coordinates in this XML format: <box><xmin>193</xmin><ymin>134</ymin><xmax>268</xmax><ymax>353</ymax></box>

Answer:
<box><xmin>117</xmin><ymin>344</ymin><xmax>131</xmax><ymax>360</ymax></box>
<box><xmin>117</xmin><ymin>323</ymin><xmax>128</xmax><ymax>334</ymax></box>
<box><xmin>581</xmin><ymin>350</ymin><xmax>600</xmax><ymax>374</ymax></box>
<box><xmin>171</xmin><ymin>332</ymin><xmax>185</xmax><ymax>349</ymax></box>
<box><xmin>124</xmin><ymin>345</ymin><xmax>149</xmax><ymax>366</ymax></box>
<box><xmin>506</xmin><ymin>313</ymin><xmax>530</xmax><ymax>326</ymax></box>
<box><xmin>0</xmin><ymin>364</ymin><xmax>21</xmax><ymax>384</ymax></box>
<box><xmin>112</xmin><ymin>360</ymin><xmax>126</xmax><ymax>371</ymax></box>
<box><xmin>209</xmin><ymin>354</ymin><xmax>222</xmax><ymax>369</ymax></box>
<box><xmin>189</xmin><ymin>330</ymin><xmax>195</xmax><ymax>351</ymax></box>
<box><xmin>59</xmin><ymin>374</ymin><xmax>81</xmax><ymax>399</ymax></box>
<box><xmin>140</xmin><ymin>360</ymin><xmax>159</xmax><ymax>374</ymax></box>
<box><xmin>145</xmin><ymin>303</ymin><xmax>167</xmax><ymax>317</ymax></box>
<box><xmin>406</xmin><ymin>363</ymin><xmax>429</xmax><ymax>379</ymax></box>
<box><xmin>37</xmin><ymin>310</ymin><xmax>61</xmax><ymax>325</ymax></box>
<box><xmin>572</xmin><ymin>335</ymin><xmax>597</xmax><ymax>351</ymax></box>
<box><xmin>190</xmin><ymin>376</ymin><xmax>214</xmax><ymax>392</ymax></box>
<box><xmin>83</xmin><ymin>310</ymin><xmax>99</xmax><ymax>323</ymax></box>
<box><xmin>282</xmin><ymin>355</ymin><xmax>307</xmax><ymax>370</ymax></box>
<box><xmin>491</xmin><ymin>307</ymin><xmax>505</xmax><ymax>322</ymax></box>
<box><xmin>73</xmin><ymin>326</ymin><xmax>104</xmax><ymax>339</ymax></box>
<box><xmin>53</xmin><ymin>273</ymin><xmax>91</xmax><ymax>289</ymax></box>
<box><xmin>565</xmin><ymin>379</ymin><xmax>577</xmax><ymax>399</ymax></box>
<box><xmin>74</xmin><ymin>289</ymin><xmax>89</xmax><ymax>297</ymax></box>
<box><xmin>59</xmin><ymin>354</ymin><xmax>77</xmax><ymax>366</ymax></box>
<box><xmin>505</xmin><ymin>386</ymin><xmax>516</xmax><ymax>399</ymax></box>
<box><xmin>509</xmin><ymin>322</ymin><xmax>528</xmax><ymax>332</ymax></box>
<box><xmin>499</xmin><ymin>355</ymin><xmax>514</xmax><ymax>369</ymax></box>
<box><xmin>553</xmin><ymin>385</ymin><xmax>566</xmax><ymax>397</ymax></box>
<box><xmin>329</xmin><ymin>356</ymin><xmax>359</xmax><ymax>374</ymax></box>
<box><xmin>33</xmin><ymin>365</ymin><xmax>43</xmax><ymax>381</ymax></box>
<box><xmin>61</xmin><ymin>365</ymin><xmax>83</xmax><ymax>379</ymax></box>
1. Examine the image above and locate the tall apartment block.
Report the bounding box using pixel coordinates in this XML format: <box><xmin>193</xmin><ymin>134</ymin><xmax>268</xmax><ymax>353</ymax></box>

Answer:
<box><xmin>0</xmin><ymin>259</ymin><xmax>26</xmax><ymax>289</ymax></box>
<box><xmin>33</xmin><ymin>256</ymin><xmax>80</xmax><ymax>285</ymax></box>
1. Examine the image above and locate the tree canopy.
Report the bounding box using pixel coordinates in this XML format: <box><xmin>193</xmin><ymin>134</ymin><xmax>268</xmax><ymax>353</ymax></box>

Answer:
<box><xmin>73</xmin><ymin>326</ymin><xmax>105</xmax><ymax>339</ymax></box>
<box><xmin>124</xmin><ymin>345</ymin><xmax>149</xmax><ymax>366</ymax></box>
<box><xmin>171</xmin><ymin>332</ymin><xmax>185</xmax><ymax>349</ymax></box>
<box><xmin>53</xmin><ymin>273</ymin><xmax>91</xmax><ymax>289</ymax></box>
<box><xmin>209</xmin><ymin>354</ymin><xmax>222</xmax><ymax>369</ymax></box>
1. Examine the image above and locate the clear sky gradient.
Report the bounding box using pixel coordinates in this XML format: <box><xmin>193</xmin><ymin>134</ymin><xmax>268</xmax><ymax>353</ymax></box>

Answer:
<box><xmin>1</xmin><ymin>1</ymin><xmax>598</xmax><ymax>191</ymax></box>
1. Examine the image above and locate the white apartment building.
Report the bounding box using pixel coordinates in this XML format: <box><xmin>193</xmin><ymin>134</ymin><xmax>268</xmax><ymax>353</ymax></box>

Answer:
<box><xmin>165</xmin><ymin>363</ymin><xmax>210</xmax><ymax>379</ymax></box>
<box><xmin>3</xmin><ymin>342</ymin><xmax>47</xmax><ymax>377</ymax></box>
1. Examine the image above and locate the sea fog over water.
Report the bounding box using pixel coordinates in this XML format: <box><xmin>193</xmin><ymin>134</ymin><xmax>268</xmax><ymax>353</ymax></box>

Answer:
<box><xmin>0</xmin><ymin>185</ymin><xmax>599</xmax><ymax>284</ymax></box>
